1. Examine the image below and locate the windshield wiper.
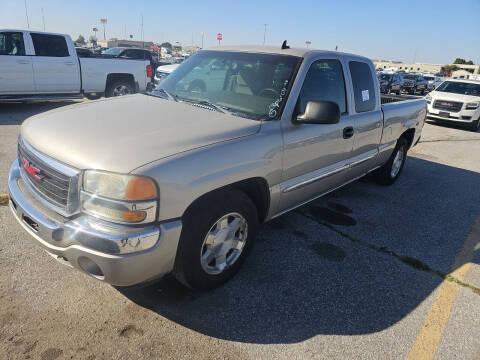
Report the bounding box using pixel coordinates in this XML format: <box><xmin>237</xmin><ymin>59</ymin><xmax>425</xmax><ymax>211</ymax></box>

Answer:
<box><xmin>149</xmin><ymin>88</ymin><xmax>177</xmax><ymax>102</ymax></box>
<box><xmin>180</xmin><ymin>98</ymin><xmax>232</xmax><ymax>115</ymax></box>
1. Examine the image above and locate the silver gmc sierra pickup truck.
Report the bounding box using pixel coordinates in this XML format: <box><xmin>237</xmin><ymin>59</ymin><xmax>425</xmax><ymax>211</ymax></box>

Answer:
<box><xmin>8</xmin><ymin>45</ymin><xmax>426</xmax><ymax>290</ymax></box>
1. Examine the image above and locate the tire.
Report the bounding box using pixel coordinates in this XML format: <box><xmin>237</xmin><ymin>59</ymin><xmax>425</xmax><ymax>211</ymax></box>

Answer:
<box><xmin>373</xmin><ymin>137</ymin><xmax>409</xmax><ymax>185</ymax></box>
<box><xmin>470</xmin><ymin>118</ymin><xmax>480</xmax><ymax>132</ymax></box>
<box><xmin>105</xmin><ymin>80</ymin><xmax>135</xmax><ymax>98</ymax></box>
<box><xmin>173</xmin><ymin>189</ymin><xmax>258</xmax><ymax>290</ymax></box>
<box><xmin>420</xmin><ymin>88</ymin><xmax>425</xmax><ymax>95</ymax></box>
<box><xmin>84</xmin><ymin>93</ymin><xmax>102</xmax><ymax>100</ymax></box>
<box><xmin>396</xmin><ymin>89</ymin><xmax>401</xmax><ymax>95</ymax></box>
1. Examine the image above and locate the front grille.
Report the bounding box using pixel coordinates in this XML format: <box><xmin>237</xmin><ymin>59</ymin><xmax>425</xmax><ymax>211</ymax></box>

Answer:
<box><xmin>18</xmin><ymin>139</ymin><xmax>77</xmax><ymax>213</ymax></box>
<box><xmin>433</xmin><ymin>100</ymin><xmax>463</xmax><ymax>113</ymax></box>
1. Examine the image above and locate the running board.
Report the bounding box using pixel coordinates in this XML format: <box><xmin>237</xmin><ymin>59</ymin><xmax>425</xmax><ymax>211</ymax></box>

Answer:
<box><xmin>0</xmin><ymin>94</ymin><xmax>84</xmax><ymax>102</ymax></box>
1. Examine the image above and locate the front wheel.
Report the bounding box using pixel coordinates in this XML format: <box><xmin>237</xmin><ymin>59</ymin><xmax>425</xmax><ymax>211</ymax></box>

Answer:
<box><xmin>173</xmin><ymin>189</ymin><xmax>258</xmax><ymax>290</ymax></box>
<box><xmin>373</xmin><ymin>137</ymin><xmax>408</xmax><ymax>185</ymax></box>
<box><xmin>471</xmin><ymin>118</ymin><xmax>480</xmax><ymax>132</ymax></box>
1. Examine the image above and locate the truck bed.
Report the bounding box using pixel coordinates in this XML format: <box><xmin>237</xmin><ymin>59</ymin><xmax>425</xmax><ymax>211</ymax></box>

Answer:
<box><xmin>381</xmin><ymin>94</ymin><xmax>424</xmax><ymax>104</ymax></box>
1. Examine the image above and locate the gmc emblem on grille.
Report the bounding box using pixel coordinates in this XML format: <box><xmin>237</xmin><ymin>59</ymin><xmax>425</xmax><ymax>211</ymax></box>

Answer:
<box><xmin>21</xmin><ymin>157</ymin><xmax>43</xmax><ymax>181</ymax></box>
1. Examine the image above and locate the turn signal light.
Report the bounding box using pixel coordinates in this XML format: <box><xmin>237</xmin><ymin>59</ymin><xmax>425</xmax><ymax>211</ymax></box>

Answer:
<box><xmin>126</xmin><ymin>177</ymin><xmax>157</xmax><ymax>200</ymax></box>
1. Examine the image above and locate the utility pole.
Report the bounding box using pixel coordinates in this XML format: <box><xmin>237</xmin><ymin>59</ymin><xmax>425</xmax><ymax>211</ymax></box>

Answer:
<box><xmin>24</xmin><ymin>0</ymin><xmax>30</xmax><ymax>29</ymax></box>
<box><xmin>41</xmin><ymin>7</ymin><xmax>45</xmax><ymax>31</ymax></box>
<box><xmin>263</xmin><ymin>24</ymin><xmax>268</xmax><ymax>45</ymax></box>
<box><xmin>201</xmin><ymin>32</ymin><xmax>204</xmax><ymax>49</ymax></box>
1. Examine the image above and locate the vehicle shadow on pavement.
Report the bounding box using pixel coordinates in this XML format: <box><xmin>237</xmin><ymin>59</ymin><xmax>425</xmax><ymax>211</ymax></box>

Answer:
<box><xmin>0</xmin><ymin>101</ymin><xmax>78</xmax><ymax>125</ymax></box>
<box><xmin>119</xmin><ymin>157</ymin><xmax>480</xmax><ymax>344</ymax></box>
<box><xmin>426</xmin><ymin>119</ymin><xmax>479</xmax><ymax>133</ymax></box>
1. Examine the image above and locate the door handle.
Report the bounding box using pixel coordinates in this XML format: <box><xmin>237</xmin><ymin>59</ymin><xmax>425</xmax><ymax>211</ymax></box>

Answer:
<box><xmin>343</xmin><ymin>126</ymin><xmax>354</xmax><ymax>139</ymax></box>
<box><xmin>64</xmin><ymin>62</ymin><xmax>75</xmax><ymax>65</ymax></box>
<box><xmin>16</xmin><ymin>60</ymin><xmax>29</xmax><ymax>64</ymax></box>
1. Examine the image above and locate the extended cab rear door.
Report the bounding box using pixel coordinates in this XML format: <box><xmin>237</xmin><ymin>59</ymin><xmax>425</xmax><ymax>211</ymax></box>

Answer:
<box><xmin>0</xmin><ymin>31</ymin><xmax>35</xmax><ymax>94</ymax></box>
<box><xmin>28</xmin><ymin>32</ymin><xmax>80</xmax><ymax>93</ymax></box>
<box><xmin>344</xmin><ymin>58</ymin><xmax>383</xmax><ymax>178</ymax></box>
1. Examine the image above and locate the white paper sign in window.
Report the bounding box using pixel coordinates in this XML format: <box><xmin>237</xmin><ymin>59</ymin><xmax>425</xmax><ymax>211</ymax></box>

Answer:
<box><xmin>361</xmin><ymin>89</ymin><xmax>369</xmax><ymax>102</ymax></box>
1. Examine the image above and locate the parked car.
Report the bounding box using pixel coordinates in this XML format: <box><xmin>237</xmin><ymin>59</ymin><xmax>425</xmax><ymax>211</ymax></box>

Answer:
<box><xmin>425</xmin><ymin>79</ymin><xmax>480</xmax><ymax>131</ymax></box>
<box><xmin>8</xmin><ymin>45</ymin><xmax>426</xmax><ymax>290</ymax></box>
<box><xmin>0</xmin><ymin>30</ymin><xmax>152</xmax><ymax>101</ymax></box>
<box><xmin>75</xmin><ymin>47</ymin><xmax>93</xmax><ymax>57</ymax></box>
<box><xmin>423</xmin><ymin>75</ymin><xmax>442</xmax><ymax>91</ymax></box>
<box><xmin>102</xmin><ymin>47</ymin><xmax>153</xmax><ymax>63</ymax></box>
<box><xmin>154</xmin><ymin>63</ymin><xmax>179</xmax><ymax>85</ymax></box>
<box><xmin>401</xmin><ymin>74</ymin><xmax>427</xmax><ymax>95</ymax></box>
<box><xmin>377</xmin><ymin>72</ymin><xmax>403</xmax><ymax>95</ymax></box>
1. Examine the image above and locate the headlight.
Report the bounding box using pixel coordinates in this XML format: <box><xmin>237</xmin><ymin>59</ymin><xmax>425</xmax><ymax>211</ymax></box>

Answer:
<box><xmin>425</xmin><ymin>95</ymin><xmax>432</xmax><ymax>104</ymax></box>
<box><xmin>81</xmin><ymin>170</ymin><xmax>158</xmax><ymax>224</ymax></box>
<box><xmin>466</xmin><ymin>102</ymin><xmax>479</xmax><ymax>110</ymax></box>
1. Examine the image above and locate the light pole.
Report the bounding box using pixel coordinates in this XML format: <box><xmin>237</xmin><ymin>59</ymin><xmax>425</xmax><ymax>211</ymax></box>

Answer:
<box><xmin>263</xmin><ymin>24</ymin><xmax>268</xmax><ymax>45</ymax></box>
<box><xmin>100</xmin><ymin>18</ymin><xmax>107</xmax><ymax>40</ymax></box>
<box><xmin>41</xmin><ymin>7</ymin><xmax>45</xmax><ymax>31</ymax></box>
<box><xmin>24</xmin><ymin>0</ymin><xmax>30</xmax><ymax>29</ymax></box>
<box><xmin>201</xmin><ymin>32</ymin><xmax>204</xmax><ymax>49</ymax></box>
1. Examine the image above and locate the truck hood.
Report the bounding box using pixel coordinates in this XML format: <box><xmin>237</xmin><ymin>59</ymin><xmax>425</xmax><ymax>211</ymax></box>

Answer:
<box><xmin>430</xmin><ymin>91</ymin><xmax>480</xmax><ymax>104</ymax></box>
<box><xmin>21</xmin><ymin>94</ymin><xmax>261</xmax><ymax>173</ymax></box>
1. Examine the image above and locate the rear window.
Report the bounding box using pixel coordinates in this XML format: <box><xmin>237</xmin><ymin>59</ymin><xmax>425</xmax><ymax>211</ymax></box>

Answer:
<box><xmin>0</xmin><ymin>32</ymin><xmax>26</xmax><ymax>56</ymax></box>
<box><xmin>349</xmin><ymin>61</ymin><xmax>376</xmax><ymax>113</ymax></box>
<box><xmin>31</xmin><ymin>33</ymin><xmax>69</xmax><ymax>57</ymax></box>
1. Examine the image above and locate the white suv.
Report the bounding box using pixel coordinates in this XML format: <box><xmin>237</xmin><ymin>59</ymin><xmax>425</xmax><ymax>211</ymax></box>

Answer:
<box><xmin>426</xmin><ymin>79</ymin><xmax>480</xmax><ymax>131</ymax></box>
<box><xmin>423</xmin><ymin>74</ymin><xmax>442</xmax><ymax>91</ymax></box>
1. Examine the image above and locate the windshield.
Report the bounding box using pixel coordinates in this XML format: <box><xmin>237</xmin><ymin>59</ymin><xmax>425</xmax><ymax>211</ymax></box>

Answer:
<box><xmin>102</xmin><ymin>48</ymin><xmax>123</xmax><ymax>56</ymax></box>
<box><xmin>154</xmin><ymin>50</ymin><xmax>300</xmax><ymax>120</ymax></box>
<box><xmin>423</xmin><ymin>76</ymin><xmax>434</xmax><ymax>81</ymax></box>
<box><xmin>403</xmin><ymin>74</ymin><xmax>417</xmax><ymax>80</ymax></box>
<box><xmin>435</xmin><ymin>81</ymin><xmax>480</xmax><ymax>97</ymax></box>
<box><xmin>378</xmin><ymin>74</ymin><xmax>393</xmax><ymax>81</ymax></box>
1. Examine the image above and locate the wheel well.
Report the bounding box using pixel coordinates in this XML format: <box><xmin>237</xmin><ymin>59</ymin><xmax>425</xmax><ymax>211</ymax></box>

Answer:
<box><xmin>183</xmin><ymin>178</ymin><xmax>270</xmax><ymax>224</ymax></box>
<box><xmin>105</xmin><ymin>73</ymin><xmax>135</xmax><ymax>92</ymax></box>
<box><xmin>401</xmin><ymin>128</ymin><xmax>415</xmax><ymax>149</ymax></box>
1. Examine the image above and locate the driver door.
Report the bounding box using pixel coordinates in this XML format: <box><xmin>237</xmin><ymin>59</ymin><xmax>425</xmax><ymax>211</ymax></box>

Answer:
<box><xmin>278</xmin><ymin>57</ymin><xmax>355</xmax><ymax>213</ymax></box>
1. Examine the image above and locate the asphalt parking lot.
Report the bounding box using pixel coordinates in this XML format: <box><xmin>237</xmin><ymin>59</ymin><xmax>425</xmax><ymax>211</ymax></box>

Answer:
<box><xmin>1</xmin><ymin>101</ymin><xmax>479</xmax><ymax>360</ymax></box>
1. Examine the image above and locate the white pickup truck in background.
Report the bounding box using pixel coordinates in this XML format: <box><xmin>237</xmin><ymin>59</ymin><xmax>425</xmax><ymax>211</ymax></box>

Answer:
<box><xmin>0</xmin><ymin>30</ymin><xmax>152</xmax><ymax>101</ymax></box>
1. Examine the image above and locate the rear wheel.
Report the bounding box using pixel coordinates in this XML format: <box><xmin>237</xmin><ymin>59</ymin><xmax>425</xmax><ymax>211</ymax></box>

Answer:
<box><xmin>173</xmin><ymin>189</ymin><xmax>258</xmax><ymax>290</ymax></box>
<box><xmin>373</xmin><ymin>137</ymin><xmax>409</xmax><ymax>185</ymax></box>
<box><xmin>105</xmin><ymin>80</ymin><xmax>134</xmax><ymax>97</ymax></box>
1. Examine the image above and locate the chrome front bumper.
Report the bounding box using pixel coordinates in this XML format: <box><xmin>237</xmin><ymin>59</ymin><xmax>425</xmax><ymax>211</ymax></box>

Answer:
<box><xmin>8</xmin><ymin>160</ymin><xmax>182</xmax><ymax>286</ymax></box>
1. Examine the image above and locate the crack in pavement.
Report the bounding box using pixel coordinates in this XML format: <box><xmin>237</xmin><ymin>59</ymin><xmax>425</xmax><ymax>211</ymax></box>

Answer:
<box><xmin>297</xmin><ymin>210</ymin><xmax>480</xmax><ymax>296</ymax></box>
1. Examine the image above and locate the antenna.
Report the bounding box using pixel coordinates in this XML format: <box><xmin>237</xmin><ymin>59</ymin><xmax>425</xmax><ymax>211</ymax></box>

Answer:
<box><xmin>281</xmin><ymin>40</ymin><xmax>290</xmax><ymax>50</ymax></box>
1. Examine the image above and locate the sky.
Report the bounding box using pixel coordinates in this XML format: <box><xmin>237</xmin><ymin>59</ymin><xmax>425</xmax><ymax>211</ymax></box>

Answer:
<box><xmin>1</xmin><ymin>0</ymin><xmax>479</xmax><ymax>65</ymax></box>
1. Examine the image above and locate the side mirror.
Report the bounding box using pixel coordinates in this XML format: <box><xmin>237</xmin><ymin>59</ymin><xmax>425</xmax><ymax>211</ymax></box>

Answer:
<box><xmin>294</xmin><ymin>100</ymin><xmax>341</xmax><ymax>125</ymax></box>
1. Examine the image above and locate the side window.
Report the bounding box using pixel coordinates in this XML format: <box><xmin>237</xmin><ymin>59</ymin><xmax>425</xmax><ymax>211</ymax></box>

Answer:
<box><xmin>349</xmin><ymin>61</ymin><xmax>376</xmax><ymax>113</ymax></box>
<box><xmin>0</xmin><ymin>32</ymin><xmax>26</xmax><ymax>56</ymax></box>
<box><xmin>297</xmin><ymin>59</ymin><xmax>347</xmax><ymax>115</ymax></box>
<box><xmin>121</xmin><ymin>49</ymin><xmax>133</xmax><ymax>58</ymax></box>
<box><xmin>31</xmin><ymin>33</ymin><xmax>69</xmax><ymax>57</ymax></box>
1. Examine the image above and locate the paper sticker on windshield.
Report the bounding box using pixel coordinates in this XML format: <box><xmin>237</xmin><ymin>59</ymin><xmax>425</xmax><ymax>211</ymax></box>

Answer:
<box><xmin>362</xmin><ymin>90</ymin><xmax>369</xmax><ymax>102</ymax></box>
